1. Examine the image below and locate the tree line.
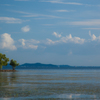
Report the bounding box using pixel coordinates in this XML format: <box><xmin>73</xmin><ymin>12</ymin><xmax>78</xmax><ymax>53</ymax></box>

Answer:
<box><xmin>0</xmin><ymin>53</ymin><xmax>19</xmax><ymax>70</ymax></box>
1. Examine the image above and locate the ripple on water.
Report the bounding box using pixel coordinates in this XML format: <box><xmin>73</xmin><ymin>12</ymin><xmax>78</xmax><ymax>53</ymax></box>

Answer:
<box><xmin>0</xmin><ymin>94</ymin><xmax>97</xmax><ymax>100</ymax></box>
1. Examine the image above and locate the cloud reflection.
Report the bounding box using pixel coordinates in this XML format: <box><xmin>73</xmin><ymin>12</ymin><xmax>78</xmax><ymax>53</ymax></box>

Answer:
<box><xmin>57</xmin><ymin>93</ymin><xmax>96</xmax><ymax>99</ymax></box>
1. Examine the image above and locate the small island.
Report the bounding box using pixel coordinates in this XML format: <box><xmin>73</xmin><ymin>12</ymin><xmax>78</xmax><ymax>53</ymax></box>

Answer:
<box><xmin>0</xmin><ymin>53</ymin><xmax>19</xmax><ymax>72</ymax></box>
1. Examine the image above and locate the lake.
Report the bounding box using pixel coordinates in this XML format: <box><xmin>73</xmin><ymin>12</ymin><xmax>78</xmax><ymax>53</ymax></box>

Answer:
<box><xmin>0</xmin><ymin>69</ymin><xmax>100</xmax><ymax>100</ymax></box>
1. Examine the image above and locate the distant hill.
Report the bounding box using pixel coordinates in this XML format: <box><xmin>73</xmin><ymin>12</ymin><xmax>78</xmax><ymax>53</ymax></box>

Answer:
<box><xmin>3</xmin><ymin>63</ymin><xmax>71</xmax><ymax>69</ymax></box>
<box><xmin>18</xmin><ymin>63</ymin><xmax>71</xmax><ymax>69</ymax></box>
<box><xmin>2</xmin><ymin>63</ymin><xmax>100</xmax><ymax>69</ymax></box>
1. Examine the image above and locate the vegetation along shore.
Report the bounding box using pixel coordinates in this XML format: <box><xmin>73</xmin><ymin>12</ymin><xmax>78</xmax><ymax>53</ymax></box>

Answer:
<box><xmin>0</xmin><ymin>53</ymin><xmax>19</xmax><ymax>71</ymax></box>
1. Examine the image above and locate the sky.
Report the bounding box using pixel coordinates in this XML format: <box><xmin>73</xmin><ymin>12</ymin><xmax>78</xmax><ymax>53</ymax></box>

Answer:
<box><xmin>0</xmin><ymin>0</ymin><xmax>100</xmax><ymax>66</ymax></box>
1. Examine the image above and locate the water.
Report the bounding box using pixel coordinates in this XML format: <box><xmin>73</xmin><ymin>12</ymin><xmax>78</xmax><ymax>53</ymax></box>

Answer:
<box><xmin>0</xmin><ymin>69</ymin><xmax>100</xmax><ymax>100</ymax></box>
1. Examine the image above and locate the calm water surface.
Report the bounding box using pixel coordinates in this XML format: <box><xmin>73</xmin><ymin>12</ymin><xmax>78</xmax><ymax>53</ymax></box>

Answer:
<box><xmin>0</xmin><ymin>69</ymin><xmax>100</xmax><ymax>100</ymax></box>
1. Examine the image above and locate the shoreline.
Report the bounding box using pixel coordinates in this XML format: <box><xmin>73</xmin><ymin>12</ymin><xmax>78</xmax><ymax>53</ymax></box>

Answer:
<box><xmin>0</xmin><ymin>70</ymin><xmax>17</xmax><ymax>72</ymax></box>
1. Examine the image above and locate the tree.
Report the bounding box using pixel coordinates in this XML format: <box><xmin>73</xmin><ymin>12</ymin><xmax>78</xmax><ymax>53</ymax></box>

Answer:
<box><xmin>10</xmin><ymin>59</ymin><xmax>19</xmax><ymax>70</ymax></box>
<box><xmin>0</xmin><ymin>53</ymin><xmax>9</xmax><ymax>70</ymax></box>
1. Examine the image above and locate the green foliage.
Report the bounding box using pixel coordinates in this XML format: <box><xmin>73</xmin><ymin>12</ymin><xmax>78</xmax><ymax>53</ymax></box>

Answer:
<box><xmin>10</xmin><ymin>59</ymin><xmax>19</xmax><ymax>70</ymax></box>
<box><xmin>0</xmin><ymin>53</ymin><xmax>9</xmax><ymax>70</ymax></box>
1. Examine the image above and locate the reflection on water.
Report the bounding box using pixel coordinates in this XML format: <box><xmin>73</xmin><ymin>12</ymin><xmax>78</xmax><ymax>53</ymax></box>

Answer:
<box><xmin>0</xmin><ymin>94</ymin><xmax>97</xmax><ymax>100</ymax></box>
<box><xmin>57</xmin><ymin>93</ymin><xmax>96</xmax><ymax>99</ymax></box>
<box><xmin>0</xmin><ymin>69</ymin><xmax>100</xmax><ymax>99</ymax></box>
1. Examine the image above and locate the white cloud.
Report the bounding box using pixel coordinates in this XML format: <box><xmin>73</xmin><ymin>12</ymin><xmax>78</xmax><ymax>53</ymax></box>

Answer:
<box><xmin>54</xmin><ymin>10</ymin><xmax>74</xmax><ymax>12</ymax></box>
<box><xmin>61</xmin><ymin>34</ymin><xmax>85</xmax><ymax>44</ymax></box>
<box><xmin>11</xmin><ymin>10</ymin><xmax>40</xmax><ymax>17</ymax></box>
<box><xmin>19</xmin><ymin>39</ymin><xmax>25</xmax><ymax>46</ymax></box>
<box><xmin>28</xmin><ymin>45</ymin><xmax>38</xmax><ymax>49</ymax></box>
<box><xmin>88</xmin><ymin>31</ymin><xmax>100</xmax><ymax>42</ymax></box>
<box><xmin>41</xmin><ymin>0</ymin><xmax>83</xmax><ymax>5</ymax></box>
<box><xmin>21</xmin><ymin>25</ymin><xmax>30</xmax><ymax>32</ymax></box>
<box><xmin>0</xmin><ymin>17</ymin><xmax>22</xmax><ymax>23</ymax></box>
<box><xmin>23</xmin><ymin>14</ymin><xmax>61</xmax><ymax>19</ymax></box>
<box><xmin>19</xmin><ymin>39</ymin><xmax>39</xmax><ymax>49</ymax></box>
<box><xmin>0</xmin><ymin>33</ymin><xmax>17</xmax><ymax>50</ymax></box>
<box><xmin>69</xmin><ymin>19</ymin><xmax>100</xmax><ymax>26</ymax></box>
<box><xmin>46</xmin><ymin>33</ymin><xmax>85</xmax><ymax>45</ymax></box>
<box><xmin>83</xmin><ymin>28</ymin><xmax>100</xmax><ymax>30</ymax></box>
<box><xmin>11</xmin><ymin>10</ymin><xmax>61</xmax><ymax>19</ymax></box>
<box><xmin>46</xmin><ymin>38</ymin><xmax>56</xmax><ymax>45</ymax></box>
<box><xmin>53</xmin><ymin>32</ymin><xmax>61</xmax><ymax>38</ymax></box>
<box><xmin>28</xmin><ymin>39</ymin><xmax>40</xmax><ymax>44</ymax></box>
<box><xmin>56</xmin><ymin>10</ymin><xmax>69</xmax><ymax>12</ymax></box>
<box><xmin>89</xmin><ymin>31</ymin><xmax>96</xmax><ymax>41</ymax></box>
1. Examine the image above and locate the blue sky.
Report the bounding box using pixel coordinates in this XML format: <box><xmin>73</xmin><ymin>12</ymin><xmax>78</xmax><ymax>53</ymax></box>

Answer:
<box><xmin>0</xmin><ymin>0</ymin><xmax>100</xmax><ymax>66</ymax></box>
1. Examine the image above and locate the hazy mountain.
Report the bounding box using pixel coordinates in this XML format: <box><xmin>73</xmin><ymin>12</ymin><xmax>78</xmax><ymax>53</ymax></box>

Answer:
<box><xmin>3</xmin><ymin>63</ymin><xmax>70</xmax><ymax>69</ymax></box>
<box><xmin>2</xmin><ymin>63</ymin><xmax>100</xmax><ymax>69</ymax></box>
<box><xmin>18</xmin><ymin>63</ymin><xmax>71</xmax><ymax>69</ymax></box>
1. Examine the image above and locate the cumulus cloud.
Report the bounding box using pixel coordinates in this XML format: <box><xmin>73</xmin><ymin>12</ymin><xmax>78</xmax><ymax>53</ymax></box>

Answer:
<box><xmin>61</xmin><ymin>34</ymin><xmax>85</xmax><ymax>44</ymax></box>
<box><xmin>89</xmin><ymin>31</ymin><xmax>96</xmax><ymax>41</ymax></box>
<box><xmin>0</xmin><ymin>33</ymin><xmax>17</xmax><ymax>50</ymax></box>
<box><xmin>19</xmin><ymin>39</ymin><xmax>25</xmax><ymax>46</ymax></box>
<box><xmin>46</xmin><ymin>38</ymin><xmax>57</xmax><ymax>45</ymax></box>
<box><xmin>0</xmin><ymin>17</ymin><xmax>22</xmax><ymax>23</ymax></box>
<box><xmin>21</xmin><ymin>25</ymin><xmax>30</xmax><ymax>32</ymax></box>
<box><xmin>28</xmin><ymin>45</ymin><xmax>38</xmax><ymax>49</ymax></box>
<box><xmin>53</xmin><ymin>32</ymin><xmax>61</xmax><ymax>38</ymax></box>
<box><xmin>19</xmin><ymin>39</ymin><xmax>39</xmax><ymax>49</ymax></box>
<box><xmin>89</xmin><ymin>31</ymin><xmax>100</xmax><ymax>41</ymax></box>
<box><xmin>46</xmin><ymin>33</ymin><xmax>85</xmax><ymax>45</ymax></box>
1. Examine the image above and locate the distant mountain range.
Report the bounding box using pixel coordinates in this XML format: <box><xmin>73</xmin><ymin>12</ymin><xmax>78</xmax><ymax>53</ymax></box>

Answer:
<box><xmin>2</xmin><ymin>63</ymin><xmax>100</xmax><ymax>69</ymax></box>
<box><xmin>19</xmin><ymin>63</ymin><xmax>71</xmax><ymax>69</ymax></box>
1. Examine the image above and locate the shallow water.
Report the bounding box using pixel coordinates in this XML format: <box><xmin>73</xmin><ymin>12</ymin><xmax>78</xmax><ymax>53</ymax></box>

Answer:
<box><xmin>0</xmin><ymin>69</ymin><xmax>100</xmax><ymax>100</ymax></box>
